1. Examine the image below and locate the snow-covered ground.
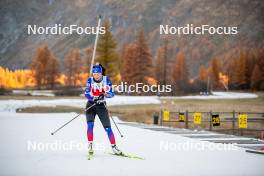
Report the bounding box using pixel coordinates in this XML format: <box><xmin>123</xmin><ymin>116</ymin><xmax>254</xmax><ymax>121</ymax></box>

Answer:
<box><xmin>12</xmin><ymin>90</ymin><xmax>55</xmax><ymax>97</ymax></box>
<box><xmin>0</xmin><ymin>91</ymin><xmax>258</xmax><ymax>113</ymax></box>
<box><xmin>0</xmin><ymin>112</ymin><xmax>263</xmax><ymax>176</ymax></box>
<box><xmin>0</xmin><ymin>96</ymin><xmax>161</xmax><ymax>113</ymax></box>
<box><xmin>164</xmin><ymin>91</ymin><xmax>258</xmax><ymax>100</ymax></box>
<box><xmin>0</xmin><ymin>94</ymin><xmax>263</xmax><ymax>175</ymax></box>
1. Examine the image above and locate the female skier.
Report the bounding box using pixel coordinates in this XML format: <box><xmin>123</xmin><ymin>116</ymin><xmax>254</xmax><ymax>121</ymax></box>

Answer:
<box><xmin>84</xmin><ymin>64</ymin><xmax>122</xmax><ymax>156</ymax></box>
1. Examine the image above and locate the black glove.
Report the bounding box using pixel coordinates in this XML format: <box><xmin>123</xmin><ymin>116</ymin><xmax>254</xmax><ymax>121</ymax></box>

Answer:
<box><xmin>93</xmin><ymin>94</ymin><xmax>105</xmax><ymax>104</ymax></box>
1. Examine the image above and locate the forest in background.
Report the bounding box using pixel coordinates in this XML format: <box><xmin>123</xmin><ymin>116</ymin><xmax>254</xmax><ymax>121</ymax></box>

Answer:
<box><xmin>0</xmin><ymin>19</ymin><xmax>264</xmax><ymax>95</ymax></box>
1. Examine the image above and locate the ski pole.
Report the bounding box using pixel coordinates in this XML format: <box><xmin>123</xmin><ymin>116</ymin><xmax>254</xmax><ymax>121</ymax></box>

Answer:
<box><xmin>103</xmin><ymin>102</ymin><xmax>124</xmax><ymax>138</ymax></box>
<box><xmin>51</xmin><ymin>103</ymin><xmax>96</xmax><ymax>136</ymax></box>
<box><xmin>89</xmin><ymin>15</ymin><xmax>102</xmax><ymax>76</ymax></box>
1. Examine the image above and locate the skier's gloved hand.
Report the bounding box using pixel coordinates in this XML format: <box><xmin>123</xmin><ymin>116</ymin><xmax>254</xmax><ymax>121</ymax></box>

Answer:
<box><xmin>93</xmin><ymin>94</ymin><xmax>105</xmax><ymax>104</ymax></box>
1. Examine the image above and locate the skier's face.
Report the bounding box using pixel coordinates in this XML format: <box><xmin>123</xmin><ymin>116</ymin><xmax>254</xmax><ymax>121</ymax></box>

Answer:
<box><xmin>93</xmin><ymin>73</ymin><xmax>102</xmax><ymax>81</ymax></box>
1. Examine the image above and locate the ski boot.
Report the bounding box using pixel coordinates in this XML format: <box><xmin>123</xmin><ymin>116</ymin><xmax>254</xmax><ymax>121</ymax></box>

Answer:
<box><xmin>111</xmin><ymin>144</ymin><xmax>123</xmax><ymax>155</ymax></box>
<box><xmin>88</xmin><ymin>143</ymin><xmax>93</xmax><ymax>154</ymax></box>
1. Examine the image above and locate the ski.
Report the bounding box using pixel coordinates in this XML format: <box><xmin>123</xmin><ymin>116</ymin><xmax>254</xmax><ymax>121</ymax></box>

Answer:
<box><xmin>87</xmin><ymin>152</ymin><xmax>94</xmax><ymax>160</ymax></box>
<box><xmin>245</xmin><ymin>149</ymin><xmax>264</xmax><ymax>155</ymax></box>
<box><xmin>87</xmin><ymin>143</ymin><xmax>94</xmax><ymax>160</ymax></box>
<box><xmin>108</xmin><ymin>152</ymin><xmax>144</xmax><ymax>160</ymax></box>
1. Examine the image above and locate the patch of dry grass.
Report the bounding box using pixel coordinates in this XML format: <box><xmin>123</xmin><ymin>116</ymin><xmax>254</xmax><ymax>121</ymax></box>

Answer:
<box><xmin>109</xmin><ymin>104</ymin><xmax>160</xmax><ymax>124</ymax></box>
<box><xmin>160</xmin><ymin>96</ymin><xmax>264</xmax><ymax>112</ymax></box>
<box><xmin>17</xmin><ymin>106</ymin><xmax>82</xmax><ymax>113</ymax></box>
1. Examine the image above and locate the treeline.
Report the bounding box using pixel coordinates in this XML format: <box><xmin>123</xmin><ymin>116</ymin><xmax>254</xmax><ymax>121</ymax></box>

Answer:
<box><xmin>122</xmin><ymin>33</ymin><xmax>264</xmax><ymax>94</ymax></box>
<box><xmin>225</xmin><ymin>48</ymin><xmax>264</xmax><ymax>90</ymax></box>
<box><xmin>1</xmin><ymin>19</ymin><xmax>264</xmax><ymax>94</ymax></box>
<box><xmin>31</xmin><ymin>43</ymin><xmax>94</xmax><ymax>89</ymax></box>
<box><xmin>195</xmin><ymin>47</ymin><xmax>264</xmax><ymax>92</ymax></box>
<box><xmin>30</xmin><ymin>20</ymin><xmax>119</xmax><ymax>89</ymax></box>
<box><xmin>0</xmin><ymin>66</ymin><xmax>35</xmax><ymax>88</ymax></box>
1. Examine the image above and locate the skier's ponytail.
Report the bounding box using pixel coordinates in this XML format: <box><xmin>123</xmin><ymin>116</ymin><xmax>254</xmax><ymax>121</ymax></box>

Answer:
<box><xmin>99</xmin><ymin>64</ymin><xmax>106</xmax><ymax>76</ymax></box>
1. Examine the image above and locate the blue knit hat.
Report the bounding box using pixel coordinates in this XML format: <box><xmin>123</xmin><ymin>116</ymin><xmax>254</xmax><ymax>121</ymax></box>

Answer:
<box><xmin>92</xmin><ymin>64</ymin><xmax>102</xmax><ymax>73</ymax></box>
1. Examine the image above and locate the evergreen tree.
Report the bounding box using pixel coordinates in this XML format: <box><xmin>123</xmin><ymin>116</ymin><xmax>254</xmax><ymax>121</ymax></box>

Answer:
<box><xmin>96</xmin><ymin>19</ymin><xmax>120</xmax><ymax>84</ymax></box>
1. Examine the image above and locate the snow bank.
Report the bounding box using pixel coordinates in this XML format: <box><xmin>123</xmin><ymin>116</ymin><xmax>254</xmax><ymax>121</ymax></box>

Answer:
<box><xmin>0</xmin><ymin>96</ymin><xmax>160</xmax><ymax>113</ymax></box>
<box><xmin>164</xmin><ymin>91</ymin><xmax>258</xmax><ymax>100</ymax></box>
<box><xmin>12</xmin><ymin>90</ymin><xmax>55</xmax><ymax>97</ymax></box>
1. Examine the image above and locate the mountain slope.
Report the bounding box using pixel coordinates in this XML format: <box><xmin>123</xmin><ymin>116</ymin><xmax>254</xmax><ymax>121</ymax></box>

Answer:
<box><xmin>0</xmin><ymin>0</ymin><xmax>264</xmax><ymax>75</ymax></box>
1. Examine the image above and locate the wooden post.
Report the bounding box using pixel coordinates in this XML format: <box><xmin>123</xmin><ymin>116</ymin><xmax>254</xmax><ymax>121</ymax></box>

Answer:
<box><xmin>232</xmin><ymin>110</ymin><xmax>235</xmax><ymax>135</ymax></box>
<box><xmin>209</xmin><ymin>111</ymin><xmax>212</xmax><ymax>131</ymax></box>
<box><xmin>160</xmin><ymin>109</ymin><xmax>163</xmax><ymax>126</ymax></box>
<box><xmin>185</xmin><ymin>110</ymin><xmax>189</xmax><ymax>129</ymax></box>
